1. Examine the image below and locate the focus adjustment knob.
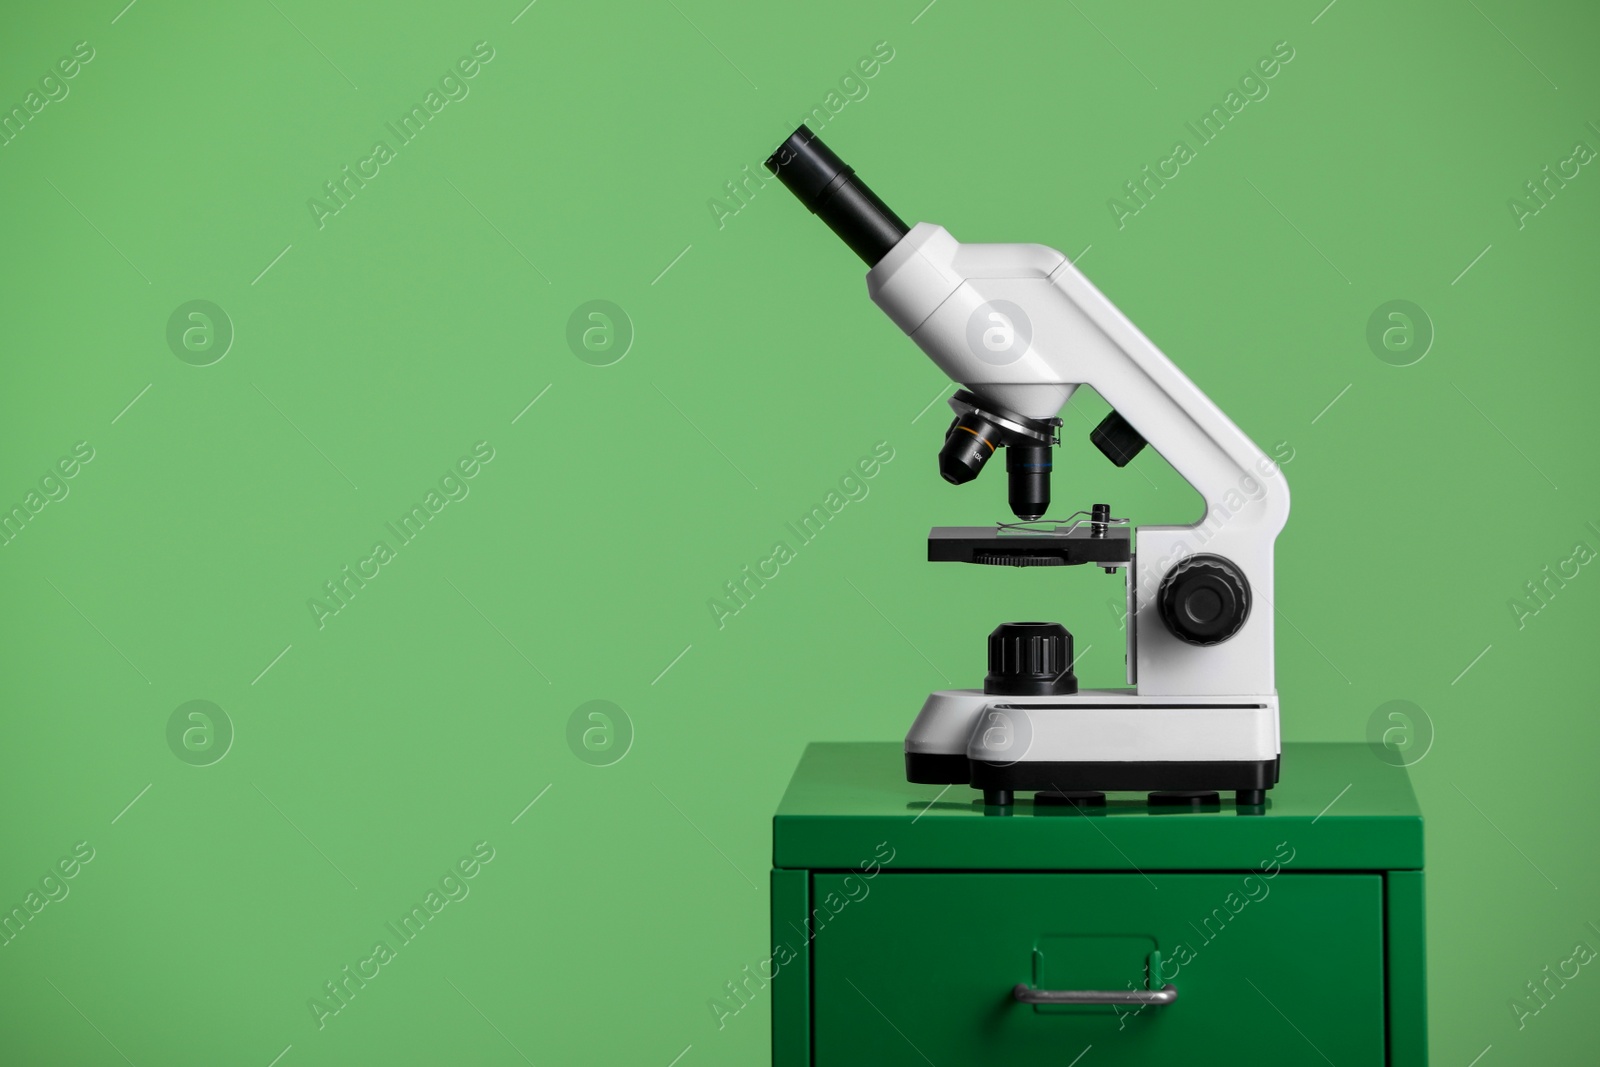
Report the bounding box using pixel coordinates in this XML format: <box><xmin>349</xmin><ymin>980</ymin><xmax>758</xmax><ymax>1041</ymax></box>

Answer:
<box><xmin>1157</xmin><ymin>555</ymin><xmax>1251</xmax><ymax>646</ymax></box>
<box><xmin>984</xmin><ymin>622</ymin><xmax>1077</xmax><ymax>696</ymax></box>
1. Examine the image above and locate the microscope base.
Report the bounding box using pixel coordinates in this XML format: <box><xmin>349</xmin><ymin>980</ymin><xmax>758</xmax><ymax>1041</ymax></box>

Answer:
<box><xmin>968</xmin><ymin>756</ymin><xmax>1279</xmax><ymax>807</ymax></box>
<box><xmin>905</xmin><ymin>689</ymin><xmax>1281</xmax><ymax>806</ymax></box>
<box><xmin>909</xmin><ymin>752</ymin><xmax>1278</xmax><ymax>808</ymax></box>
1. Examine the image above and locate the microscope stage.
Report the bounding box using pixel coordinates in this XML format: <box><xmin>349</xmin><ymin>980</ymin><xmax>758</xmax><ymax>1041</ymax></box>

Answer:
<box><xmin>928</xmin><ymin>525</ymin><xmax>1131</xmax><ymax>567</ymax></box>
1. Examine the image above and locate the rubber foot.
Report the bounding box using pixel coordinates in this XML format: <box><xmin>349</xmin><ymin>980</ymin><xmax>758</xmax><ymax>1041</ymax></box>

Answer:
<box><xmin>982</xmin><ymin>789</ymin><xmax>1014</xmax><ymax>807</ymax></box>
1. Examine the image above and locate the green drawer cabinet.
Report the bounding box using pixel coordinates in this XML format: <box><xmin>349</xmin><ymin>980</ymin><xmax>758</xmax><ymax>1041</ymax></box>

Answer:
<box><xmin>771</xmin><ymin>742</ymin><xmax>1425</xmax><ymax>1066</ymax></box>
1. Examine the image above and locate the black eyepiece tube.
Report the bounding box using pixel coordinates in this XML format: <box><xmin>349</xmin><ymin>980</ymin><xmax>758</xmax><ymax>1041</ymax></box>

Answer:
<box><xmin>764</xmin><ymin>125</ymin><xmax>909</xmax><ymax>266</ymax></box>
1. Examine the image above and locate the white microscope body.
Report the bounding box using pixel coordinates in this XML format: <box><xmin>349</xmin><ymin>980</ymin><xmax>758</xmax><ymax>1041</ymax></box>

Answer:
<box><xmin>767</xmin><ymin>127</ymin><xmax>1289</xmax><ymax>806</ymax></box>
<box><xmin>878</xmin><ymin>224</ymin><xmax>1289</xmax><ymax>804</ymax></box>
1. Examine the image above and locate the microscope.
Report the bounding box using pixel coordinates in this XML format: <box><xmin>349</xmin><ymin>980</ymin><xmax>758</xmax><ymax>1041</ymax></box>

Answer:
<box><xmin>766</xmin><ymin>126</ymin><xmax>1290</xmax><ymax>808</ymax></box>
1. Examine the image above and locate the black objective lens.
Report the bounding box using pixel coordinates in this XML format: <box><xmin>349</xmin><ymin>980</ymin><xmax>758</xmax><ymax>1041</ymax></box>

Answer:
<box><xmin>939</xmin><ymin>411</ymin><xmax>1001</xmax><ymax>485</ymax></box>
<box><xmin>764</xmin><ymin>126</ymin><xmax>910</xmax><ymax>266</ymax></box>
<box><xmin>1006</xmin><ymin>444</ymin><xmax>1052</xmax><ymax>522</ymax></box>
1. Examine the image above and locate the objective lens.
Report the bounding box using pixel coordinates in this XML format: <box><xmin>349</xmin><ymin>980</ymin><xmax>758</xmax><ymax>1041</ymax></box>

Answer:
<box><xmin>939</xmin><ymin>411</ymin><xmax>1001</xmax><ymax>485</ymax></box>
<box><xmin>1007</xmin><ymin>444</ymin><xmax>1052</xmax><ymax>521</ymax></box>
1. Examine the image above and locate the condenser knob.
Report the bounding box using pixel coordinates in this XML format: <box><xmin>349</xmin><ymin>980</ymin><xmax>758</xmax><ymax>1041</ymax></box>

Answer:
<box><xmin>1157</xmin><ymin>555</ymin><xmax>1251</xmax><ymax>646</ymax></box>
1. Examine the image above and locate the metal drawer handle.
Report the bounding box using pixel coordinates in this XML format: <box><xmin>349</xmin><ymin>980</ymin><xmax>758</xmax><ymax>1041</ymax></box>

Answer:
<box><xmin>1013</xmin><ymin>983</ymin><xmax>1178</xmax><ymax>1006</ymax></box>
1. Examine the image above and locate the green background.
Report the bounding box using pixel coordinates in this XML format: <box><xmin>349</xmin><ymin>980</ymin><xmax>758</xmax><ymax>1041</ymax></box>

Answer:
<box><xmin>2</xmin><ymin>0</ymin><xmax>1597</xmax><ymax>1063</ymax></box>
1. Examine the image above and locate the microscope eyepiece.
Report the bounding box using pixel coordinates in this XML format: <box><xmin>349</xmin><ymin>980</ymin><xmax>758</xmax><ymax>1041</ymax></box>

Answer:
<box><xmin>765</xmin><ymin>126</ymin><xmax>909</xmax><ymax>266</ymax></box>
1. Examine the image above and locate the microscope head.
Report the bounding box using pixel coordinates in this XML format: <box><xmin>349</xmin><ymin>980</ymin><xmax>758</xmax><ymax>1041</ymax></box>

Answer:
<box><xmin>767</xmin><ymin>126</ymin><xmax>1060</xmax><ymax>522</ymax></box>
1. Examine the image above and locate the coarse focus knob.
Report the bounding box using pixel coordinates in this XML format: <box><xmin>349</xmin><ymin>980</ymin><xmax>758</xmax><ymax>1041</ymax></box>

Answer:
<box><xmin>1157</xmin><ymin>555</ymin><xmax>1252</xmax><ymax>646</ymax></box>
<box><xmin>984</xmin><ymin>622</ymin><xmax>1077</xmax><ymax>696</ymax></box>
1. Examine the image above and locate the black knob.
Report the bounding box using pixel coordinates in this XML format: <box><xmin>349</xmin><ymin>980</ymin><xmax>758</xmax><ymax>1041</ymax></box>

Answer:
<box><xmin>1157</xmin><ymin>555</ymin><xmax>1251</xmax><ymax>646</ymax></box>
<box><xmin>985</xmin><ymin>622</ymin><xmax>1078</xmax><ymax>696</ymax></box>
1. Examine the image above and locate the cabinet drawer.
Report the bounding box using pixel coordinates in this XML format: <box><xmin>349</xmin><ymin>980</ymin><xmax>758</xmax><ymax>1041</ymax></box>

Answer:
<box><xmin>812</xmin><ymin>872</ymin><xmax>1385</xmax><ymax>1066</ymax></box>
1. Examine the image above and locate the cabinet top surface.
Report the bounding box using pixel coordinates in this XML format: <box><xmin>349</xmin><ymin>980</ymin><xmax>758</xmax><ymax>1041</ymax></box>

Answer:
<box><xmin>773</xmin><ymin>742</ymin><xmax>1422</xmax><ymax>872</ymax></box>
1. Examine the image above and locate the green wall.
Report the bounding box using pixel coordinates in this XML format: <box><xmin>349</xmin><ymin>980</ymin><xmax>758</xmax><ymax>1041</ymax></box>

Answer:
<box><xmin>2</xmin><ymin>0</ymin><xmax>1596</xmax><ymax>1062</ymax></box>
